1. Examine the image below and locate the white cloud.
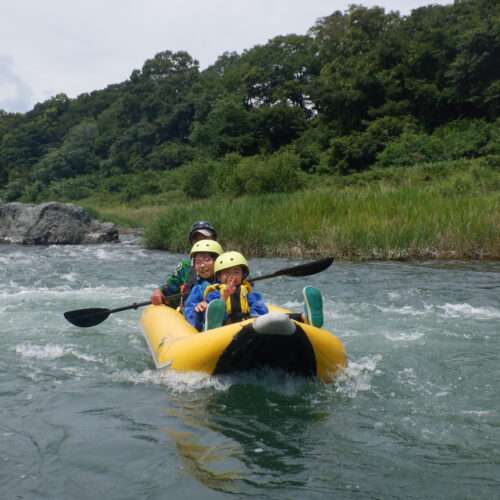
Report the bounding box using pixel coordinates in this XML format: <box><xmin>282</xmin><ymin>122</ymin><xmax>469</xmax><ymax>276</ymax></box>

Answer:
<box><xmin>0</xmin><ymin>0</ymin><xmax>453</xmax><ymax>113</ymax></box>
<box><xmin>0</xmin><ymin>55</ymin><xmax>33</xmax><ymax>112</ymax></box>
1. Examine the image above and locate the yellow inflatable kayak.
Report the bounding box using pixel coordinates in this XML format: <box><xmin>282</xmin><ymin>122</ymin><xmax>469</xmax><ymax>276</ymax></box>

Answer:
<box><xmin>140</xmin><ymin>304</ymin><xmax>347</xmax><ymax>382</ymax></box>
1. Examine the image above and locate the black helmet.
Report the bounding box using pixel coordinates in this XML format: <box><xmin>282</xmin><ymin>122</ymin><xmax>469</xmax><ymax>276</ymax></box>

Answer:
<box><xmin>188</xmin><ymin>221</ymin><xmax>217</xmax><ymax>243</ymax></box>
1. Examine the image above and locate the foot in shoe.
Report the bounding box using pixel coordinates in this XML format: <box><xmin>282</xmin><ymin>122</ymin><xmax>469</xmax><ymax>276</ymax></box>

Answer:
<box><xmin>205</xmin><ymin>299</ymin><xmax>226</xmax><ymax>331</ymax></box>
<box><xmin>303</xmin><ymin>286</ymin><xmax>324</xmax><ymax>328</ymax></box>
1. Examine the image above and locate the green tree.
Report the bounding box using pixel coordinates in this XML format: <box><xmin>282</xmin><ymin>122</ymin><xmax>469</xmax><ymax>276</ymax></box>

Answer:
<box><xmin>217</xmin><ymin>151</ymin><xmax>303</xmax><ymax>197</ymax></box>
<box><xmin>189</xmin><ymin>96</ymin><xmax>257</xmax><ymax>156</ymax></box>
<box><xmin>181</xmin><ymin>160</ymin><xmax>215</xmax><ymax>199</ymax></box>
<box><xmin>254</xmin><ymin>105</ymin><xmax>308</xmax><ymax>152</ymax></box>
<box><xmin>446</xmin><ymin>18</ymin><xmax>500</xmax><ymax>118</ymax></box>
<box><xmin>310</xmin><ymin>6</ymin><xmax>402</xmax><ymax>134</ymax></box>
<box><xmin>328</xmin><ymin>115</ymin><xmax>417</xmax><ymax>174</ymax></box>
<box><xmin>32</xmin><ymin>118</ymin><xmax>99</xmax><ymax>184</ymax></box>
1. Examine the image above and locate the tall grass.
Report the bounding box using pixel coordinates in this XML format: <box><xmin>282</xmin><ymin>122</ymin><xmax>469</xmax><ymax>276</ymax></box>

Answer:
<box><xmin>125</xmin><ymin>159</ymin><xmax>499</xmax><ymax>260</ymax></box>
<box><xmin>84</xmin><ymin>204</ymin><xmax>165</xmax><ymax>229</ymax></box>
<box><xmin>142</xmin><ymin>188</ymin><xmax>498</xmax><ymax>260</ymax></box>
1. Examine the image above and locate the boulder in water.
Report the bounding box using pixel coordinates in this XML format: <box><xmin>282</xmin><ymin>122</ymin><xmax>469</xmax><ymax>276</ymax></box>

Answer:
<box><xmin>0</xmin><ymin>201</ymin><xmax>119</xmax><ymax>245</ymax></box>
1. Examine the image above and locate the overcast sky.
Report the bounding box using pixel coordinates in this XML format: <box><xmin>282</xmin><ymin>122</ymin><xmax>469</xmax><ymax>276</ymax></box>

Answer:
<box><xmin>1</xmin><ymin>0</ymin><xmax>452</xmax><ymax>113</ymax></box>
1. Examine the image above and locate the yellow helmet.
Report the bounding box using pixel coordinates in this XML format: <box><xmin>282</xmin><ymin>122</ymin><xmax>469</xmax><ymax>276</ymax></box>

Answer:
<box><xmin>190</xmin><ymin>239</ymin><xmax>223</xmax><ymax>258</ymax></box>
<box><xmin>214</xmin><ymin>251</ymin><xmax>249</xmax><ymax>278</ymax></box>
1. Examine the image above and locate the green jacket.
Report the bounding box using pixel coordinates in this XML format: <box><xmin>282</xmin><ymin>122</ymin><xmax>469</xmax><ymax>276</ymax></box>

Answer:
<box><xmin>159</xmin><ymin>257</ymin><xmax>195</xmax><ymax>309</ymax></box>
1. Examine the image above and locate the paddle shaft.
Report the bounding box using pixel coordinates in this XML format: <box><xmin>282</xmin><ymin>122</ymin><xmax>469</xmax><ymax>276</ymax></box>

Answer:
<box><xmin>64</xmin><ymin>293</ymin><xmax>186</xmax><ymax>328</ymax></box>
<box><xmin>105</xmin><ymin>300</ymin><xmax>151</xmax><ymax>315</ymax></box>
<box><xmin>64</xmin><ymin>257</ymin><xmax>333</xmax><ymax>327</ymax></box>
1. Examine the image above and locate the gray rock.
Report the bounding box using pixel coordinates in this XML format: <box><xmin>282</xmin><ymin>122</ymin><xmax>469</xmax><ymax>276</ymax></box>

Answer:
<box><xmin>0</xmin><ymin>202</ymin><xmax>119</xmax><ymax>245</ymax></box>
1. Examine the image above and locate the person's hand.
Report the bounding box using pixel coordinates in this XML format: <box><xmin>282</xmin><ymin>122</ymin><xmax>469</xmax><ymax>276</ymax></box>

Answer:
<box><xmin>195</xmin><ymin>301</ymin><xmax>208</xmax><ymax>313</ymax></box>
<box><xmin>151</xmin><ymin>288</ymin><xmax>165</xmax><ymax>305</ymax></box>
<box><xmin>221</xmin><ymin>277</ymin><xmax>238</xmax><ymax>300</ymax></box>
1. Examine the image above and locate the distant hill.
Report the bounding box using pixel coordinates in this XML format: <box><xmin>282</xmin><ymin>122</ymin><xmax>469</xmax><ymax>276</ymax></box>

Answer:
<box><xmin>0</xmin><ymin>0</ymin><xmax>498</xmax><ymax>204</ymax></box>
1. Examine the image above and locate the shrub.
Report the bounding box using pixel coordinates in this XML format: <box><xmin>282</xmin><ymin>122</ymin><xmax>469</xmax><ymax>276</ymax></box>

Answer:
<box><xmin>120</xmin><ymin>178</ymin><xmax>161</xmax><ymax>202</ymax></box>
<box><xmin>375</xmin><ymin>131</ymin><xmax>445</xmax><ymax>167</ymax></box>
<box><xmin>433</xmin><ymin>119</ymin><xmax>498</xmax><ymax>158</ymax></box>
<box><xmin>31</xmin><ymin>119</ymin><xmax>99</xmax><ymax>184</ymax></box>
<box><xmin>229</xmin><ymin>151</ymin><xmax>303</xmax><ymax>196</ymax></box>
<box><xmin>46</xmin><ymin>176</ymin><xmax>98</xmax><ymax>201</ymax></box>
<box><xmin>1</xmin><ymin>180</ymin><xmax>25</xmax><ymax>202</ymax></box>
<box><xmin>180</xmin><ymin>151</ymin><xmax>303</xmax><ymax>199</ymax></box>
<box><xmin>21</xmin><ymin>181</ymin><xmax>46</xmax><ymax>203</ymax></box>
<box><xmin>293</xmin><ymin>124</ymin><xmax>333</xmax><ymax>172</ymax></box>
<box><xmin>376</xmin><ymin>119</ymin><xmax>499</xmax><ymax>168</ymax></box>
<box><xmin>181</xmin><ymin>160</ymin><xmax>215</xmax><ymax>199</ymax></box>
<box><xmin>212</xmin><ymin>153</ymin><xmax>244</xmax><ymax>197</ymax></box>
<box><xmin>327</xmin><ymin>116</ymin><xmax>416</xmax><ymax>174</ymax></box>
<box><xmin>147</xmin><ymin>141</ymin><xmax>198</xmax><ymax>170</ymax></box>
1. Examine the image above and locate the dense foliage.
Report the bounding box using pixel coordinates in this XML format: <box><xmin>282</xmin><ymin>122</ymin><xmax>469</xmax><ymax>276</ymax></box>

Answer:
<box><xmin>0</xmin><ymin>0</ymin><xmax>498</xmax><ymax>204</ymax></box>
<box><xmin>141</xmin><ymin>158</ymin><xmax>499</xmax><ymax>259</ymax></box>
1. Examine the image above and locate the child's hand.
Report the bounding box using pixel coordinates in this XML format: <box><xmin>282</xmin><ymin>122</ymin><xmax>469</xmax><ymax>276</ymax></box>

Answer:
<box><xmin>195</xmin><ymin>301</ymin><xmax>208</xmax><ymax>313</ymax></box>
<box><xmin>221</xmin><ymin>277</ymin><xmax>238</xmax><ymax>300</ymax></box>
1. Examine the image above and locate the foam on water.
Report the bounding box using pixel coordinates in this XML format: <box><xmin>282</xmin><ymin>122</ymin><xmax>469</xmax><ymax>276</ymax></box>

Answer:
<box><xmin>384</xmin><ymin>330</ymin><xmax>425</xmax><ymax>341</ymax></box>
<box><xmin>112</xmin><ymin>368</ymin><xmax>231</xmax><ymax>392</ymax></box>
<box><xmin>60</xmin><ymin>273</ymin><xmax>78</xmax><ymax>282</ymax></box>
<box><xmin>335</xmin><ymin>354</ymin><xmax>383</xmax><ymax>398</ymax></box>
<box><xmin>378</xmin><ymin>298</ymin><xmax>498</xmax><ymax>320</ymax></box>
<box><xmin>14</xmin><ymin>343</ymin><xmax>102</xmax><ymax>364</ymax></box>
<box><xmin>378</xmin><ymin>304</ymin><xmax>427</xmax><ymax>316</ymax></box>
<box><xmin>15</xmin><ymin>343</ymin><xmax>68</xmax><ymax>360</ymax></box>
<box><xmin>111</xmin><ymin>365</ymin><xmax>336</xmax><ymax>400</ymax></box>
<box><xmin>2</xmin><ymin>243</ymin><xmax>499</xmax><ymax>499</ymax></box>
<box><xmin>439</xmin><ymin>302</ymin><xmax>500</xmax><ymax>319</ymax></box>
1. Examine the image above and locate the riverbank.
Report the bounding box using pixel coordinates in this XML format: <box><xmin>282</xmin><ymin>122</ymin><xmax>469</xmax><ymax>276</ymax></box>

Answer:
<box><xmin>88</xmin><ymin>159</ymin><xmax>499</xmax><ymax>260</ymax></box>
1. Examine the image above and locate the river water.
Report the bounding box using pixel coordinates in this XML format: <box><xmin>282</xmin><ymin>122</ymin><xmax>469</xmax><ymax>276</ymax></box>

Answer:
<box><xmin>1</xmin><ymin>237</ymin><xmax>499</xmax><ymax>499</ymax></box>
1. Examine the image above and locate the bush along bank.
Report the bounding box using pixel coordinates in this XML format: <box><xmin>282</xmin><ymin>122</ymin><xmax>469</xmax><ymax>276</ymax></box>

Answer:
<box><xmin>141</xmin><ymin>160</ymin><xmax>500</xmax><ymax>261</ymax></box>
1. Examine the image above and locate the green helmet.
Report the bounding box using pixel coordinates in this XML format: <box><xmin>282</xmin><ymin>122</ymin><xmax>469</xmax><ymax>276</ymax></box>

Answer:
<box><xmin>214</xmin><ymin>251</ymin><xmax>249</xmax><ymax>278</ymax></box>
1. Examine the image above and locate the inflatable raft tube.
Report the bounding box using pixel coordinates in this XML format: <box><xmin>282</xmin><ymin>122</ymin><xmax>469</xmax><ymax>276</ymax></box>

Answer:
<box><xmin>141</xmin><ymin>304</ymin><xmax>347</xmax><ymax>382</ymax></box>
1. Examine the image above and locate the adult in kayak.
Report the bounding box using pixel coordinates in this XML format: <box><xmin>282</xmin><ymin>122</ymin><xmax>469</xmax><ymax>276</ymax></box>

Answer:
<box><xmin>150</xmin><ymin>220</ymin><xmax>217</xmax><ymax>309</ymax></box>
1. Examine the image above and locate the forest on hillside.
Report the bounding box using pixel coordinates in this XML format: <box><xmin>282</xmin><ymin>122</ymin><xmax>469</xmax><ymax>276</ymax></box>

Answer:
<box><xmin>0</xmin><ymin>0</ymin><xmax>498</xmax><ymax>205</ymax></box>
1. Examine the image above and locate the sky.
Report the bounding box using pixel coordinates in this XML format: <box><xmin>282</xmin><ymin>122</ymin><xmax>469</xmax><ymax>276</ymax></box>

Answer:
<box><xmin>1</xmin><ymin>0</ymin><xmax>453</xmax><ymax>113</ymax></box>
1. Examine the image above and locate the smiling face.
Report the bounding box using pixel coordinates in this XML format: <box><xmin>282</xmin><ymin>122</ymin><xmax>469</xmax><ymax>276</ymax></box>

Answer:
<box><xmin>219</xmin><ymin>265</ymin><xmax>244</xmax><ymax>286</ymax></box>
<box><xmin>192</xmin><ymin>252</ymin><xmax>216</xmax><ymax>280</ymax></box>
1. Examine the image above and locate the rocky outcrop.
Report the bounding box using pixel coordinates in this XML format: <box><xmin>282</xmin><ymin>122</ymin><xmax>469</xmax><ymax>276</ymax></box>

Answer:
<box><xmin>0</xmin><ymin>202</ymin><xmax>119</xmax><ymax>245</ymax></box>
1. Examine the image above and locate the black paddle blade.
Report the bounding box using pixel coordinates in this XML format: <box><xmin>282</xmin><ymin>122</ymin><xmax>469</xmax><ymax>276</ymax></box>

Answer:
<box><xmin>250</xmin><ymin>257</ymin><xmax>334</xmax><ymax>282</ymax></box>
<box><xmin>64</xmin><ymin>308</ymin><xmax>111</xmax><ymax>328</ymax></box>
<box><xmin>277</xmin><ymin>257</ymin><xmax>334</xmax><ymax>277</ymax></box>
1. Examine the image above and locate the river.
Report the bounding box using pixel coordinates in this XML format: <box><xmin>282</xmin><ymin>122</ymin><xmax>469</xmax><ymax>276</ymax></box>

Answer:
<box><xmin>1</xmin><ymin>237</ymin><xmax>499</xmax><ymax>499</ymax></box>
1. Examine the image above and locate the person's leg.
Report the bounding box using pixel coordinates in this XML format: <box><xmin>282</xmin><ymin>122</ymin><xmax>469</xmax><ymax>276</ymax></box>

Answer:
<box><xmin>205</xmin><ymin>299</ymin><xmax>226</xmax><ymax>330</ymax></box>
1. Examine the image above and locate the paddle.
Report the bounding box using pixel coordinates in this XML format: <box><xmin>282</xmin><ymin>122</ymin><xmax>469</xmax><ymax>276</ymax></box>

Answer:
<box><xmin>64</xmin><ymin>257</ymin><xmax>333</xmax><ymax>328</ymax></box>
<box><xmin>63</xmin><ymin>294</ymin><xmax>185</xmax><ymax>328</ymax></box>
<box><xmin>249</xmin><ymin>256</ymin><xmax>334</xmax><ymax>282</ymax></box>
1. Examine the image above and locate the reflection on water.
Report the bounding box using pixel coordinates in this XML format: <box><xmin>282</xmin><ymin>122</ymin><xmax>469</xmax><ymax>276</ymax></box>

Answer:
<box><xmin>162</xmin><ymin>371</ymin><xmax>340</xmax><ymax>496</ymax></box>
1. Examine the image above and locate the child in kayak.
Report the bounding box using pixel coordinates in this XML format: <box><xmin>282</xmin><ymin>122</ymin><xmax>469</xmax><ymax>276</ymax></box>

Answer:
<box><xmin>182</xmin><ymin>239</ymin><xmax>224</xmax><ymax>330</ymax></box>
<box><xmin>200</xmin><ymin>251</ymin><xmax>324</xmax><ymax>331</ymax></box>
<box><xmin>151</xmin><ymin>220</ymin><xmax>218</xmax><ymax>308</ymax></box>
<box><xmin>189</xmin><ymin>251</ymin><xmax>268</xmax><ymax>330</ymax></box>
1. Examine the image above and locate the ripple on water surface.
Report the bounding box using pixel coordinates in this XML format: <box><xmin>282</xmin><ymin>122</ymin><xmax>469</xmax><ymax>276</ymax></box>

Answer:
<box><xmin>1</xmin><ymin>243</ymin><xmax>499</xmax><ymax>499</ymax></box>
